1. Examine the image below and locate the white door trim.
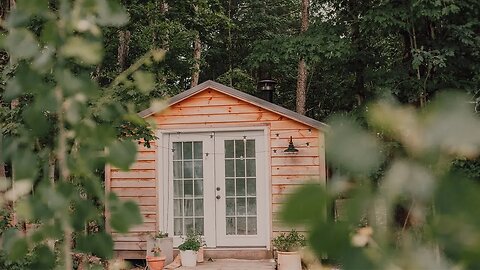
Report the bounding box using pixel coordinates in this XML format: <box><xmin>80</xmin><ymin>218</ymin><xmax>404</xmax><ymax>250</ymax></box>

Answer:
<box><xmin>157</xmin><ymin>127</ymin><xmax>271</xmax><ymax>248</ymax></box>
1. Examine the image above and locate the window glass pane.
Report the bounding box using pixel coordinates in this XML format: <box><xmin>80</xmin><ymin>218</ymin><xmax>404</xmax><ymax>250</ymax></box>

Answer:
<box><xmin>183</xmin><ymin>142</ymin><xmax>192</xmax><ymax>159</ymax></box>
<box><xmin>247</xmin><ymin>217</ymin><xmax>257</xmax><ymax>235</ymax></box>
<box><xmin>195</xmin><ymin>218</ymin><xmax>204</xmax><ymax>235</ymax></box>
<box><xmin>226</xmin><ymin>217</ymin><xmax>235</xmax><ymax>235</ymax></box>
<box><xmin>246</xmin><ymin>140</ymin><xmax>255</xmax><ymax>157</ymax></box>
<box><xmin>247</xmin><ymin>198</ymin><xmax>257</xmax><ymax>215</ymax></box>
<box><xmin>173</xmin><ymin>142</ymin><xmax>182</xmax><ymax>160</ymax></box>
<box><xmin>225</xmin><ymin>178</ymin><xmax>235</xmax><ymax>196</ymax></box>
<box><xmin>185</xmin><ymin>199</ymin><xmax>194</xmax><ymax>216</ymax></box>
<box><xmin>235</xmin><ymin>140</ymin><xmax>245</xmax><ymax>158</ymax></box>
<box><xmin>193</xmin><ymin>142</ymin><xmax>202</xmax><ymax>159</ymax></box>
<box><xmin>236</xmin><ymin>198</ymin><xmax>246</xmax><ymax>215</ymax></box>
<box><xmin>174</xmin><ymin>218</ymin><xmax>183</xmax><ymax>236</ymax></box>
<box><xmin>236</xmin><ymin>178</ymin><xmax>245</xmax><ymax>196</ymax></box>
<box><xmin>225</xmin><ymin>160</ymin><xmax>234</xmax><ymax>177</ymax></box>
<box><xmin>246</xmin><ymin>178</ymin><xmax>256</xmax><ymax>196</ymax></box>
<box><xmin>183</xmin><ymin>161</ymin><xmax>193</xmax><ymax>178</ymax></box>
<box><xmin>226</xmin><ymin>198</ymin><xmax>235</xmax><ymax>216</ymax></box>
<box><xmin>174</xmin><ymin>180</ymin><xmax>183</xmax><ymax>197</ymax></box>
<box><xmin>194</xmin><ymin>161</ymin><xmax>203</xmax><ymax>178</ymax></box>
<box><xmin>246</xmin><ymin>159</ymin><xmax>256</xmax><ymax>177</ymax></box>
<box><xmin>237</xmin><ymin>217</ymin><xmax>246</xmax><ymax>235</ymax></box>
<box><xmin>174</xmin><ymin>199</ymin><xmax>183</xmax><ymax>216</ymax></box>
<box><xmin>184</xmin><ymin>180</ymin><xmax>193</xmax><ymax>197</ymax></box>
<box><xmin>225</xmin><ymin>140</ymin><xmax>234</xmax><ymax>158</ymax></box>
<box><xmin>185</xmin><ymin>218</ymin><xmax>194</xmax><ymax>234</ymax></box>
<box><xmin>173</xmin><ymin>161</ymin><xmax>182</xmax><ymax>179</ymax></box>
<box><xmin>235</xmin><ymin>159</ymin><xmax>245</xmax><ymax>177</ymax></box>
<box><xmin>194</xmin><ymin>180</ymin><xmax>203</xmax><ymax>196</ymax></box>
<box><xmin>195</xmin><ymin>199</ymin><xmax>203</xmax><ymax>215</ymax></box>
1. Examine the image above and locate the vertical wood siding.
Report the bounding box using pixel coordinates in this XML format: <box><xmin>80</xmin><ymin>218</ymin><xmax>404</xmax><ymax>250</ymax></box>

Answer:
<box><xmin>106</xmin><ymin>88</ymin><xmax>326</xmax><ymax>257</ymax></box>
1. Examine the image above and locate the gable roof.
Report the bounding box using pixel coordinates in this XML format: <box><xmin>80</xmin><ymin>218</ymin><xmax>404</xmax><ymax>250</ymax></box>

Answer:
<box><xmin>139</xmin><ymin>80</ymin><xmax>328</xmax><ymax>130</ymax></box>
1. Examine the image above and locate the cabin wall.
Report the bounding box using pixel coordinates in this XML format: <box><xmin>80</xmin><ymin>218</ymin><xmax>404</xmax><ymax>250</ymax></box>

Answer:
<box><xmin>106</xmin><ymin>87</ymin><xmax>326</xmax><ymax>258</ymax></box>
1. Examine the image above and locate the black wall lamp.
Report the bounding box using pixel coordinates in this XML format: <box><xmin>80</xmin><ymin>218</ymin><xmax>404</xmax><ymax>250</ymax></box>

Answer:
<box><xmin>284</xmin><ymin>136</ymin><xmax>299</xmax><ymax>153</ymax></box>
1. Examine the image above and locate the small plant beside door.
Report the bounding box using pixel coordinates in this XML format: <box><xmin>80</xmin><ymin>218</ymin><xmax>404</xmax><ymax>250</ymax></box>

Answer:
<box><xmin>146</xmin><ymin>231</ymin><xmax>173</xmax><ymax>267</ymax></box>
<box><xmin>178</xmin><ymin>232</ymin><xmax>202</xmax><ymax>267</ymax></box>
<box><xmin>273</xmin><ymin>230</ymin><xmax>306</xmax><ymax>270</ymax></box>
<box><xmin>146</xmin><ymin>244</ymin><xmax>166</xmax><ymax>270</ymax></box>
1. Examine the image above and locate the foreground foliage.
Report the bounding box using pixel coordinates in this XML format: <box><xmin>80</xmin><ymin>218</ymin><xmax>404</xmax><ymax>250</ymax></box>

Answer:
<box><xmin>282</xmin><ymin>93</ymin><xmax>480</xmax><ymax>269</ymax></box>
<box><xmin>0</xmin><ymin>0</ymin><xmax>162</xmax><ymax>269</ymax></box>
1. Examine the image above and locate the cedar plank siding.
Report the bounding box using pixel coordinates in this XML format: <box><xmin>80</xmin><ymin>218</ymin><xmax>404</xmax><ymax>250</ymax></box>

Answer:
<box><xmin>107</xmin><ymin>87</ymin><xmax>326</xmax><ymax>258</ymax></box>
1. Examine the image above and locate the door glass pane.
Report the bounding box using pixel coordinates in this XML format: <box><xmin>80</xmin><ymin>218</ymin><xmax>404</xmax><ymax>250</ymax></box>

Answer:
<box><xmin>247</xmin><ymin>217</ymin><xmax>257</xmax><ymax>235</ymax></box>
<box><xmin>235</xmin><ymin>159</ymin><xmax>245</xmax><ymax>177</ymax></box>
<box><xmin>172</xmin><ymin>140</ymin><xmax>204</xmax><ymax>236</ymax></box>
<box><xmin>225</xmin><ymin>160</ymin><xmax>234</xmax><ymax>177</ymax></box>
<box><xmin>173</xmin><ymin>142</ymin><xmax>182</xmax><ymax>160</ymax></box>
<box><xmin>237</xmin><ymin>217</ymin><xmax>246</xmax><ymax>235</ymax></box>
<box><xmin>194</xmin><ymin>180</ymin><xmax>203</xmax><ymax>196</ymax></box>
<box><xmin>223</xmin><ymin>138</ymin><xmax>258</xmax><ymax>236</ymax></box>
<box><xmin>236</xmin><ymin>178</ymin><xmax>245</xmax><ymax>196</ymax></box>
<box><xmin>246</xmin><ymin>159</ymin><xmax>256</xmax><ymax>177</ymax></box>
<box><xmin>247</xmin><ymin>198</ymin><xmax>256</xmax><ymax>215</ymax></box>
<box><xmin>226</xmin><ymin>217</ymin><xmax>235</xmax><ymax>235</ymax></box>
<box><xmin>193</xmin><ymin>142</ymin><xmax>202</xmax><ymax>159</ymax></box>
<box><xmin>235</xmin><ymin>140</ymin><xmax>245</xmax><ymax>158</ymax></box>
<box><xmin>225</xmin><ymin>178</ymin><xmax>235</xmax><ymax>196</ymax></box>
<box><xmin>184</xmin><ymin>161</ymin><xmax>193</xmax><ymax>178</ymax></box>
<box><xmin>246</xmin><ymin>178</ymin><xmax>256</xmax><ymax>196</ymax></box>
<box><xmin>183</xmin><ymin>142</ymin><xmax>193</xmax><ymax>159</ymax></box>
<box><xmin>174</xmin><ymin>180</ymin><xmax>183</xmax><ymax>197</ymax></box>
<box><xmin>194</xmin><ymin>161</ymin><xmax>203</xmax><ymax>178</ymax></box>
<box><xmin>246</xmin><ymin>140</ymin><xmax>255</xmax><ymax>157</ymax></box>
<box><xmin>226</xmin><ymin>198</ymin><xmax>235</xmax><ymax>215</ymax></box>
<box><xmin>225</xmin><ymin>140</ymin><xmax>234</xmax><ymax>158</ymax></box>
<box><xmin>173</xmin><ymin>161</ymin><xmax>182</xmax><ymax>179</ymax></box>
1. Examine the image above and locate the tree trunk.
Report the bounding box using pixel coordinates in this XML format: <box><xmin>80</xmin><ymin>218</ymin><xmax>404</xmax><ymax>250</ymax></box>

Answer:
<box><xmin>191</xmin><ymin>31</ymin><xmax>201</xmax><ymax>88</ymax></box>
<box><xmin>117</xmin><ymin>30</ymin><xmax>131</xmax><ymax>72</ymax></box>
<box><xmin>296</xmin><ymin>0</ymin><xmax>309</xmax><ymax>115</ymax></box>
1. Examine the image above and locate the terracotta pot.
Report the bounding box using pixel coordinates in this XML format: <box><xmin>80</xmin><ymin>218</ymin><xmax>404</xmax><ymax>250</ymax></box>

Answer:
<box><xmin>146</xmin><ymin>237</ymin><xmax>174</xmax><ymax>265</ymax></box>
<box><xmin>277</xmin><ymin>251</ymin><xmax>301</xmax><ymax>270</ymax></box>
<box><xmin>146</xmin><ymin>256</ymin><xmax>166</xmax><ymax>270</ymax></box>
<box><xmin>180</xmin><ymin>250</ymin><xmax>197</xmax><ymax>267</ymax></box>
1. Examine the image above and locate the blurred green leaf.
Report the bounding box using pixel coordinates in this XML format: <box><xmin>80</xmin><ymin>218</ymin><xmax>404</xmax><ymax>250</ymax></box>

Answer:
<box><xmin>326</xmin><ymin>116</ymin><xmax>383</xmax><ymax>174</ymax></box>
<box><xmin>60</xmin><ymin>37</ymin><xmax>103</xmax><ymax>64</ymax></box>
<box><xmin>76</xmin><ymin>232</ymin><xmax>114</xmax><ymax>259</ymax></box>
<box><xmin>4</xmin><ymin>29</ymin><xmax>39</xmax><ymax>61</ymax></box>
<box><xmin>281</xmin><ymin>183</ymin><xmax>327</xmax><ymax>226</ymax></box>
<box><xmin>109</xmin><ymin>195</ymin><xmax>142</xmax><ymax>233</ymax></box>
<box><xmin>106</xmin><ymin>140</ymin><xmax>137</xmax><ymax>170</ymax></box>
<box><xmin>96</xmin><ymin>0</ymin><xmax>129</xmax><ymax>26</ymax></box>
<box><xmin>133</xmin><ymin>71</ymin><xmax>155</xmax><ymax>93</ymax></box>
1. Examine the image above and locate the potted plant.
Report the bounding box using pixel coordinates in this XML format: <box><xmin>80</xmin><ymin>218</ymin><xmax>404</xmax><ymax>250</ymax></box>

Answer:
<box><xmin>146</xmin><ymin>244</ymin><xmax>166</xmax><ymax>270</ymax></box>
<box><xmin>146</xmin><ymin>231</ymin><xmax>173</xmax><ymax>265</ymax></box>
<box><xmin>178</xmin><ymin>232</ymin><xmax>202</xmax><ymax>267</ymax></box>
<box><xmin>272</xmin><ymin>230</ymin><xmax>306</xmax><ymax>270</ymax></box>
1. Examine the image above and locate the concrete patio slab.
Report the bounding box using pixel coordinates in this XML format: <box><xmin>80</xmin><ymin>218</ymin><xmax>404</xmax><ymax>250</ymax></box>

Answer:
<box><xmin>176</xmin><ymin>259</ymin><xmax>276</xmax><ymax>270</ymax></box>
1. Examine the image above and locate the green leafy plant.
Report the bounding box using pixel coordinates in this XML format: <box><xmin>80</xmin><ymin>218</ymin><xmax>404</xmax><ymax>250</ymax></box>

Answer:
<box><xmin>153</xmin><ymin>231</ymin><xmax>169</xmax><ymax>238</ymax></box>
<box><xmin>272</xmin><ymin>230</ymin><xmax>306</xmax><ymax>252</ymax></box>
<box><xmin>178</xmin><ymin>231</ymin><xmax>202</xmax><ymax>251</ymax></box>
<box><xmin>281</xmin><ymin>92</ymin><xmax>480</xmax><ymax>269</ymax></box>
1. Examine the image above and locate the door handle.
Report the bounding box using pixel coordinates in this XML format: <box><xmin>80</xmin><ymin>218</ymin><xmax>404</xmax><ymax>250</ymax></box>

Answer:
<box><xmin>216</xmin><ymin>195</ymin><xmax>221</xmax><ymax>200</ymax></box>
<box><xmin>216</xmin><ymin>187</ymin><xmax>221</xmax><ymax>191</ymax></box>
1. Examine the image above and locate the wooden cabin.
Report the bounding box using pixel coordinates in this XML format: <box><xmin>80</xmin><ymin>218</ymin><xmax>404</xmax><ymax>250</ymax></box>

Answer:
<box><xmin>106</xmin><ymin>80</ymin><xmax>327</xmax><ymax>259</ymax></box>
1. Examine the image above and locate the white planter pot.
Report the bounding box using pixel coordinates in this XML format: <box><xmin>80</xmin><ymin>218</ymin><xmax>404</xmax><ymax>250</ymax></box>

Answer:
<box><xmin>277</xmin><ymin>251</ymin><xmax>302</xmax><ymax>270</ymax></box>
<box><xmin>180</xmin><ymin>250</ymin><xmax>198</xmax><ymax>267</ymax></box>
<box><xmin>146</xmin><ymin>237</ymin><xmax>174</xmax><ymax>265</ymax></box>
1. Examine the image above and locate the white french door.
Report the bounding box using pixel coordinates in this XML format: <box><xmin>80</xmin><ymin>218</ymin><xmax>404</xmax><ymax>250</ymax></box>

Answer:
<box><xmin>161</xmin><ymin>130</ymin><xmax>267</xmax><ymax>248</ymax></box>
